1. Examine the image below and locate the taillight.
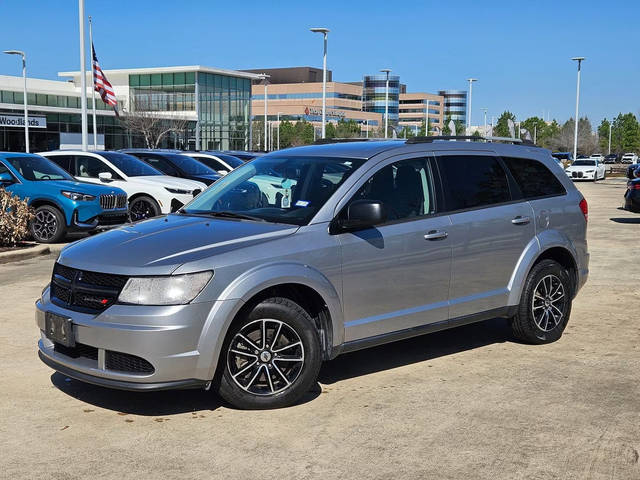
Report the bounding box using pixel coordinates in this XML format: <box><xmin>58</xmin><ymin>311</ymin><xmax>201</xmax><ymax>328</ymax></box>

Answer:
<box><xmin>630</xmin><ymin>183</ymin><xmax>640</xmax><ymax>190</ymax></box>
<box><xmin>579</xmin><ymin>198</ymin><xmax>588</xmax><ymax>222</ymax></box>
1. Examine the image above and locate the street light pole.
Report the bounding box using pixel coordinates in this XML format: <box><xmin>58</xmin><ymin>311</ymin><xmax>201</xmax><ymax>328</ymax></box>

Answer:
<box><xmin>277</xmin><ymin>112</ymin><xmax>282</xmax><ymax>150</ymax></box>
<box><xmin>260</xmin><ymin>73</ymin><xmax>270</xmax><ymax>151</ymax></box>
<box><xmin>424</xmin><ymin>98</ymin><xmax>429</xmax><ymax>136</ymax></box>
<box><xmin>482</xmin><ymin>108</ymin><xmax>488</xmax><ymax>137</ymax></box>
<box><xmin>310</xmin><ymin>28</ymin><xmax>329</xmax><ymax>139</ymax></box>
<box><xmin>608</xmin><ymin>122</ymin><xmax>612</xmax><ymax>155</ymax></box>
<box><xmin>78</xmin><ymin>0</ymin><xmax>88</xmax><ymax>151</ymax></box>
<box><xmin>571</xmin><ymin>57</ymin><xmax>585</xmax><ymax>160</ymax></box>
<box><xmin>3</xmin><ymin>50</ymin><xmax>29</xmax><ymax>152</ymax></box>
<box><xmin>466</xmin><ymin>78</ymin><xmax>477</xmax><ymax>134</ymax></box>
<box><xmin>380</xmin><ymin>69</ymin><xmax>391</xmax><ymax>138</ymax></box>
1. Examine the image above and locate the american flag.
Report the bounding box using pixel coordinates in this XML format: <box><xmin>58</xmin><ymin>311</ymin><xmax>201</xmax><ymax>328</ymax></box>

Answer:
<box><xmin>91</xmin><ymin>43</ymin><xmax>117</xmax><ymax>107</ymax></box>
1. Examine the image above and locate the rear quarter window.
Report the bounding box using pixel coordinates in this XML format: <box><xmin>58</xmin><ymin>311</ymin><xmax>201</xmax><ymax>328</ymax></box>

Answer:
<box><xmin>502</xmin><ymin>156</ymin><xmax>566</xmax><ymax>199</ymax></box>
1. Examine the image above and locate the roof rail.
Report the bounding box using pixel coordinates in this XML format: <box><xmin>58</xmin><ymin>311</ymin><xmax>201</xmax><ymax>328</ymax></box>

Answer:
<box><xmin>312</xmin><ymin>137</ymin><xmax>381</xmax><ymax>145</ymax></box>
<box><xmin>405</xmin><ymin>135</ymin><xmax>538</xmax><ymax>146</ymax></box>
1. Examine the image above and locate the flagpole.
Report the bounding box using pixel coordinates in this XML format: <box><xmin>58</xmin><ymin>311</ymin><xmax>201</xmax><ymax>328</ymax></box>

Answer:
<box><xmin>89</xmin><ymin>16</ymin><xmax>97</xmax><ymax>150</ymax></box>
<box><xmin>78</xmin><ymin>0</ymin><xmax>88</xmax><ymax>151</ymax></box>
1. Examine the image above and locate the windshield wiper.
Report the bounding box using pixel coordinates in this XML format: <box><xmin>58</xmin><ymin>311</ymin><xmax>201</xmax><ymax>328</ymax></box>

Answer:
<box><xmin>181</xmin><ymin>210</ymin><xmax>267</xmax><ymax>222</ymax></box>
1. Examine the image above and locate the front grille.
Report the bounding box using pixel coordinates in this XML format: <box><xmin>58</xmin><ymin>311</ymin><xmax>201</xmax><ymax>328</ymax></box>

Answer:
<box><xmin>54</xmin><ymin>342</ymin><xmax>99</xmax><ymax>361</ymax></box>
<box><xmin>106</xmin><ymin>351</ymin><xmax>154</xmax><ymax>374</ymax></box>
<box><xmin>100</xmin><ymin>193</ymin><xmax>128</xmax><ymax>210</ymax></box>
<box><xmin>572</xmin><ymin>171</ymin><xmax>583</xmax><ymax>178</ymax></box>
<box><xmin>51</xmin><ymin>263</ymin><xmax>129</xmax><ymax>313</ymax></box>
<box><xmin>97</xmin><ymin>213</ymin><xmax>129</xmax><ymax>226</ymax></box>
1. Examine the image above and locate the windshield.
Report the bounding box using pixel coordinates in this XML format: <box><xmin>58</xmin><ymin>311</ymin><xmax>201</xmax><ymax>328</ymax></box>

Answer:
<box><xmin>208</xmin><ymin>153</ymin><xmax>245</xmax><ymax>168</ymax></box>
<box><xmin>7</xmin><ymin>155</ymin><xmax>74</xmax><ymax>181</ymax></box>
<box><xmin>100</xmin><ymin>151</ymin><xmax>162</xmax><ymax>177</ymax></box>
<box><xmin>181</xmin><ymin>155</ymin><xmax>365</xmax><ymax>226</ymax></box>
<box><xmin>572</xmin><ymin>160</ymin><xmax>596</xmax><ymax>166</ymax></box>
<box><xmin>167</xmin><ymin>153</ymin><xmax>216</xmax><ymax>175</ymax></box>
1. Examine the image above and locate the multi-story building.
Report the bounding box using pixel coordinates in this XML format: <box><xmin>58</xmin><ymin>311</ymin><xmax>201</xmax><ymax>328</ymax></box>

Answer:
<box><xmin>398</xmin><ymin>92</ymin><xmax>444</xmax><ymax>133</ymax></box>
<box><xmin>0</xmin><ymin>65</ymin><xmax>259</xmax><ymax>151</ymax></box>
<box><xmin>362</xmin><ymin>74</ymin><xmax>400</xmax><ymax>127</ymax></box>
<box><xmin>438</xmin><ymin>89</ymin><xmax>467</xmax><ymax>126</ymax></box>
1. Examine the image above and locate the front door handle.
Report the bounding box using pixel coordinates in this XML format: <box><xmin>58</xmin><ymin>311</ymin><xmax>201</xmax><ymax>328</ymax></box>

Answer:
<box><xmin>424</xmin><ymin>230</ymin><xmax>448</xmax><ymax>240</ymax></box>
<box><xmin>511</xmin><ymin>215</ymin><xmax>531</xmax><ymax>225</ymax></box>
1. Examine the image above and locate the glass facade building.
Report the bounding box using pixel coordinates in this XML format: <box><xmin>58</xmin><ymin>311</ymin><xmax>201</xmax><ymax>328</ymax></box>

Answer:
<box><xmin>439</xmin><ymin>90</ymin><xmax>467</xmax><ymax>124</ymax></box>
<box><xmin>363</xmin><ymin>75</ymin><xmax>400</xmax><ymax>125</ymax></box>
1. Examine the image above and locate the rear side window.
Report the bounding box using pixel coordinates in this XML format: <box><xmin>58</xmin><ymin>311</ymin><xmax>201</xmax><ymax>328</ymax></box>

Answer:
<box><xmin>48</xmin><ymin>155</ymin><xmax>73</xmax><ymax>173</ymax></box>
<box><xmin>437</xmin><ymin>155</ymin><xmax>510</xmax><ymax>211</ymax></box>
<box><xmin>502</xmin><ymin>157</ymin><xmax>566</xmax><ymax>198</ymax></box>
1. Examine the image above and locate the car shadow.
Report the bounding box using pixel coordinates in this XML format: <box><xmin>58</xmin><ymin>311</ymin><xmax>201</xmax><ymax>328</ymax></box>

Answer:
<box><xmin>319</xmin><ymin>318</ymin><xmax>511</xmax><ymax>384</ymax></box>
<box><xmin>610</xmin><ymin>217</ymin><xmax>640</xmax><ymax>224</ymax></box>
<box><xmin>50</xmin><ymin>318</ymin><xmax>510</xmax><ymax>413</ymax></box>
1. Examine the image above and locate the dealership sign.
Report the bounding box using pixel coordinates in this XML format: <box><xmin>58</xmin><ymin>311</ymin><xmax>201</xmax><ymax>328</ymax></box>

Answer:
<box><xmin>0</xmin><ymin>114</ymin><xmax>47</xmax><ymax>129</ymax></box>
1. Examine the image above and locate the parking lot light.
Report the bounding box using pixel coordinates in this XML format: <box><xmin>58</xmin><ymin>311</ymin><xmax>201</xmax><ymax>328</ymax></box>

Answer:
<box><xmin>571</xmin><ymin>57</ymin><xmax>585</xmax><ymax>160</ymax></box>
<box><xmin>380</xmin><ymin>69</ymin><xmax>391</xmax><ymax>138</ymax></box>
<box><xmin>310</xmin><ymin>28</ymin><xmax>329</xmax><ymax>139</ymax></box>
<box><xmin>3</xmin><ymin>50</ymin><xmax>28</xmax><ymax>152</ymax></box>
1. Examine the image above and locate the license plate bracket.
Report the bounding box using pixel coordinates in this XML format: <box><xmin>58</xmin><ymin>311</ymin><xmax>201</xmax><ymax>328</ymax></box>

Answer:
<box><xmin>45</xmin><ymin>312</ymin><xmax>75</xmax><ymax>347</ymax></box>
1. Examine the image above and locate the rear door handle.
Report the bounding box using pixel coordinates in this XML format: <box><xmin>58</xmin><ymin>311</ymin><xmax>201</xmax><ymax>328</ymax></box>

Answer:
<box><xmin>424</xmin><ymin>230</ymin><xmax>448</xmax><ymax>240</ymax></box>
<box><xmin>511</xmin><ymin>215</ymin><xmax>531</xmax><ymax>225</ymax></box>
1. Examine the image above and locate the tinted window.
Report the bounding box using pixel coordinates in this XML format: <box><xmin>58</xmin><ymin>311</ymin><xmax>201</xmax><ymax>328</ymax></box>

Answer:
<box><xmin>191</xmin><ymin>155</ymin><xmax>225</xmax><ymax>171</ymax></box>
<box><xmin>130</xmin><ymin>154</ymin><xmax>179</xmax><ymax>177</ymax></box>
<box><xmin>74</xmin><ymin>155</ymin><xmax>120</xmax><ymax>179</ymax></box>
<box><xmin>572</xmin><ymin>160</ymin><xmax>596</xmax><ymax>166</ymax></box>
<box><xmin>167</xmin><ymin>154</ymin><xmax>216</xmax><ymax>175</ymax></box>
<box><xmin>211</xmin><ymin>153</ymin><xmax>244</xmax><ymax>168</ymax></box>
<box><xmin>6</xmin><ymin>155</ymin><xmax>73</xmax><ymax>181</ymax></box>
<box><xmin>47</xmin><ymin>155</ymin><xmax>73</xmax><ymax>173</ymax></box>
<box><xmin>502</xmin><ymin>157</ymin><xmax>566</xmax><ymax>198</ymax></box>
<box><xmin>99</xmin><ymin>152</ymin><xmax>161</xmax><ymax>177</ymax></box>
<box><xmin>438</xmin><ymin>155</ymin><xmax>510</xmax><ymax>211</ymax></box>
<box><xmin>347</xmin><ymin>157</ymin><xmax>434</xmax><ymax>221</ymax></box>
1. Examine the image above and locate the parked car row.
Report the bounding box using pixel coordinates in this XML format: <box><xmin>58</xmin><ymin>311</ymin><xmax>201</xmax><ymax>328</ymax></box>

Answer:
<box><xmin>0</xmin><ymin>149</ymin><xmax>259</xmax><ymax>242</ymax></box>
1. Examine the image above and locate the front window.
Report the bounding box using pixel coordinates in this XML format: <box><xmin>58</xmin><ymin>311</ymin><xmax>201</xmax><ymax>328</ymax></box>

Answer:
<box><xmin>7</xmin><ymin>155</ymin><xmax>73</xmax><ymax>181</ymax></box>
<box><xmin>166</xmin><ymin>153</ymin><xmax>216</xmax><ymax>175</ymax></box>
<box><xmin>181</xmin><ymin>155</ymin><xmax>365</xmax><ymax>225</ymax></box>
<box><xmin>100</xmin><ymin>152</ymin><xmax>162</xmax><ymax>177</ymax></box>
<box><xmin>572</xmin><ymin>160</ymin><xmax>596</xmax><ymax>166</ymax></box>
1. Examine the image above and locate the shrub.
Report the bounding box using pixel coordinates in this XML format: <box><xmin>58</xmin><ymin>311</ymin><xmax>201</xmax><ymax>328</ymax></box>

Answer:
<box><xmin>0</xmin><ymin>189</ymin><xmax>34</xmax><ymax>247</ymax></box>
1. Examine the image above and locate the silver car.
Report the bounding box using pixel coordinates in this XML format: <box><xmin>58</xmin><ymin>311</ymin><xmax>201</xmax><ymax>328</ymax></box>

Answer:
<box><xmin>36</xmin><ymin>139</ymin><xmax>589</xmax><ymax>409</ymax></box>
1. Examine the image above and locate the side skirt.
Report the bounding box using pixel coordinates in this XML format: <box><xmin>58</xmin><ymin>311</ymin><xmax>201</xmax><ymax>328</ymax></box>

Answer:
<box><xmin>336</xmin><ymin>306</ymin><xmax>517</xmax><ymax>357</ymax></box>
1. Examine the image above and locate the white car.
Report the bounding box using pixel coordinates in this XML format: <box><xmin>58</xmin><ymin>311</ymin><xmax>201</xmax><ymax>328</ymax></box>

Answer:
<box><xmin>40</xmin><ymin>151</ymin><xmax>206</xmax><ymax>220</ymax></box>
<box><xmin>590</xmin><ymin>153</ymin><xmax>604</xmax><ymax>162</ymax></box>
<box><xmin>180</xmin><ymin>151</ymin><xmax>245</xmax><ymax>175</ymax></box>
<box><xmin>621</xmin><ymin>153</ymin><xmax>638</xmax><ymax>164</ymax></box>
<box><xmin>565</xmin><ymin>159</ymin><xmax>606</xmax><ymax>181</ymax></box>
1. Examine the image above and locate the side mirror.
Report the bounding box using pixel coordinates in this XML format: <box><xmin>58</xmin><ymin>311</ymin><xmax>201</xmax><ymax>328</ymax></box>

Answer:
<box><xmin>0</xmin><ymin>172</ymin><xmax>14</xmax><ymax>186</ymax></box>
<box><xmin>98</xmin><ymin>172</ymin><xmax>113</xmax><ymax>182</ymax></box>
<box><xmin>332</xmin><ymin>199</ymin><xmax>386</xmax><ymax>233</ymax></box>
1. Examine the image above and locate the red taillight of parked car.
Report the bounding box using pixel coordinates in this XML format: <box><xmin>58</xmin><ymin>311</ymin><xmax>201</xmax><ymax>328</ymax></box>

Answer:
<box><xmin>629</xmin><ymin>183</ymin><xmax>640</xmax><ymax>190</ymax></box>
<box><xmin>579</xmin><ymin>198</ymin><xmax>588</xmax><ymax>222</ymax></box>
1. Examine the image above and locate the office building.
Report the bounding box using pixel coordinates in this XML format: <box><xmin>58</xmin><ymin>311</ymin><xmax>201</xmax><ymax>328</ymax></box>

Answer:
<box><xmin>438</xmin><ymin>89</ymin><xmax>467</xmax><ymax>125</ymax></box>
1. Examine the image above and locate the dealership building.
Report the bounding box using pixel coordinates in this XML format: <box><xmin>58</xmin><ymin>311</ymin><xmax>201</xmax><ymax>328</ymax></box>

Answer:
<box><xmin>0</xmin><ymin>65</ymin><xmax>260</xmax><ymax>152</ymax></box>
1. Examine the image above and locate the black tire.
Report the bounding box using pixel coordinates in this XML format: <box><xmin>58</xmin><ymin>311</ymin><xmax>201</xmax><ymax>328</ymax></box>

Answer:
<box><xmin>30</xmin><ymin>205</ymin><xmax>66</xmax><ymax>243</ymax></box>
<box><xmin>129</xmin><ymin>195</ymin><xmax>160</xmax><ymax>221</ymax></box>
<box><xmin>510</xmin><ymin>259</ymin><xmax>572</xmax><ymax>344</ymax></box>
<box><xmin>217</xmin><ymin>297</ymin><xmax>322</xmax><ymax>409</ymax></box>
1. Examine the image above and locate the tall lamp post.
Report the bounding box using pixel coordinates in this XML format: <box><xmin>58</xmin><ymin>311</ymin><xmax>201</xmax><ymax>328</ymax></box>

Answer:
<box><xmin>310</xmin><ymin>27</ymin><xmax>329</xmax><ymax>139</ymax></box>
<box><xmin>276</xmin><ymin>112</ymin><xmax>283</xmax><ymax>150</ymax></box>
<box><xmin>481</xmin><ymin>108</ymin><xmax>488</xmax><ymax>137</ymax></box>
<box><xmin>466</xmin><ymin>78</ymin><xmax>477</xmax><ymax>134</ymax></box>
<box><xmin>424</xmin><ymin>98</ymin><xmax>430</xmax><ymax>136</ymax></box>
<box><xmin>608</xmin><ymin>122</ymin><xmax>612</xmax><ymax>155</ymax></box>
<box><xmin>260</xmin><ymin>73</ymin><xmax>270</xmax><ymax>151</ymax></box>
<box><xmin>380</xmin><ymin>68</ymin><xmax>391</xmax><ymax>138</ymax></box>
<box><xmin>3</xmin><ymin>50</ymin><xmax>29</xmax><ymax>152</ymax></box>
<box><xmin>571</xmin><ymin>57</ymin><xmax>585</xmax><ymax>160</ymax></box>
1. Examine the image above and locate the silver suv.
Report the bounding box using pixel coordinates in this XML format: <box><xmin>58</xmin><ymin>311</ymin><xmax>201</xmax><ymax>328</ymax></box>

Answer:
<box><xmin>36</xmin><ymin>138</ymin><xmax>589</xmax><ymax>409</ymax></box>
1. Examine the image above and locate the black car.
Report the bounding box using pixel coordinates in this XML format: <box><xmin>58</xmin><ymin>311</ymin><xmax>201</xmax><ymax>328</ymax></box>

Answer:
<box><xmin>603</xmin><ymin>153</ymin><xmax>619</xmax><ymax>164</ymax></box>
<box><xmin>224</xmin><ymin>150</ymin><xmax>264</xmax><ymax>162</ymax></box>
<box><xmin>121</xmin><ymin>149</ymin><xmax>220</xmax><ymax>186</ymax></box>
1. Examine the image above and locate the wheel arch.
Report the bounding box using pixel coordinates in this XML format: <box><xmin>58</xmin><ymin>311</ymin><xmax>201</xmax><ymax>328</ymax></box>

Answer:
<box><xmin>29</xmin><ymin>198</ymin><xmax>71</xmax><ymax>225</ymax></box>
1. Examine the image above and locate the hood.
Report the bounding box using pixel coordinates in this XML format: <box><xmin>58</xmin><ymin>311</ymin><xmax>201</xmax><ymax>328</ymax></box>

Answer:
<box><xmin>43</xmin><ymin>179</ymin><xmax>126</xmax><ymax>196</ymax></box>
<box><xmin>58</xmin><ymin>214</ymin><xmax>298</xmax><ymax>275</ymax></box>
<box><xmin>132</xmin><ymin>176</ymin><xmax>207</xmax><ymax>191</ymax></box>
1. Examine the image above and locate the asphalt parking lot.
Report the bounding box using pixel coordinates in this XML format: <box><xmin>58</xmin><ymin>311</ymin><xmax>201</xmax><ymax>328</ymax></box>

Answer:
<box><xmin>1</xmin><ymin>179</ymin><xmax>638</xmax><ymax>480</ymax></box>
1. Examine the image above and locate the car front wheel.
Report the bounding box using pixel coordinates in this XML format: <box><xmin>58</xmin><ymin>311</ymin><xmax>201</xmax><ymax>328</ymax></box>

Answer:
<box><xmin>129</xmin><ymin>195</ymin><xmax>160</xmax><ymax>221</ymax></box>
<box><xmin>30</xmin><ymin>205</ymin><xmax>66</xmax><ymax>243</ymax></box>
<box><xmin>217</xmin><ymin>297</ymin><xmax>322</xmax><ymax>409</ymax></box>
<box><xmin>510</xmin><ymin>259</ymin><xmax>572</xmax><ymax>344</ymax></box>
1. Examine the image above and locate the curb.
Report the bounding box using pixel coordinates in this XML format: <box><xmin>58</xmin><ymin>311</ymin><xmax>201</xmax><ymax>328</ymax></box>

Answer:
<box><xmin>0</xmin><ymin>244</ymin><xmax>51</xmax><ymax>264</ymax></box>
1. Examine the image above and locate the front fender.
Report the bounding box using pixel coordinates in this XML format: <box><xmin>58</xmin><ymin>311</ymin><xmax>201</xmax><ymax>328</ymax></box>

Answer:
<box><xmin>506</xmin><ymin>229</ymin><xmax>578</xmax><ymax>306</ymax></box>
<box><xmin>195</xmin><ymin>262</ymin><xmax>344</xmax><ymax>380</ymax></box>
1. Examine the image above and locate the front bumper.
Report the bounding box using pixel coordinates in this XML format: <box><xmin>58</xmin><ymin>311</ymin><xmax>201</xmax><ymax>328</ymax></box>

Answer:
<box><xmin>566</xmin><ymin>171</ymin><xmax>596</xmax><ymax>180</ymax></box>
<box><xmin>36</xmin><ymin>287</ymin><xmax>220</xmax><ymax>389</ymax></box>
<box><xmin>159</xmin><ymin>193</ymin><xmax>198</xmax><ymax>214</ymax></box>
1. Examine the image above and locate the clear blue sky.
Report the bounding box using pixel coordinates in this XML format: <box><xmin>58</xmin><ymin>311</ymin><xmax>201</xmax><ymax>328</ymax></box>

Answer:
<box><xmin>0</xmin><ymin>0</ymin><xmax>638</xmax><ymax>128</ymax></box>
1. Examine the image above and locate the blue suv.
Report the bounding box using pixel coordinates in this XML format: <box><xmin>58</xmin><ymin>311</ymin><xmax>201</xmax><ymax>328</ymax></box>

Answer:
<box><xmin>0</xmin><ymin>152</ymin><xmax>129</xmax><ymax>243</ymax></box>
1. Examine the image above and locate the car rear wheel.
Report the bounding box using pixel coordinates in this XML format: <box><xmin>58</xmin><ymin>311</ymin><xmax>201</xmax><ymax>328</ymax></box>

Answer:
<box><xmin>129</xmin><ymin>195</ymin><xmax>160</xmax><ymax>221</ymax></box>
<box><xmin>217</xmin><ymin>297</ymin><xmax>322</xmax><ymax>409</ymax></box>
<box><xmin>30</xmin><ymin>205</ymin><xmax>66</xmax><ymax>243</ymax></box>
<box><xmin>510</xmin><ymin>259</ymin><xmax>572</xmax><ymax>344</ymax></box>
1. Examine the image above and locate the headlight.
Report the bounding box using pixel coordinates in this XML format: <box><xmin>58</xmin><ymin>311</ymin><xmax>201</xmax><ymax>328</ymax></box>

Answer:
<box><xmin>165</xmin><ymin>187</ymin><xmax>192</xmax><ymax>195</ymax></box>
<box><xmin>118</xmin><ymin>271</ymin><xmax>213</xmax><ymax>305</ymax></box>
<box><xmin>61</xmin><ymin>191</ymin><xmax>96</xmax><ymax>201</ymax></box>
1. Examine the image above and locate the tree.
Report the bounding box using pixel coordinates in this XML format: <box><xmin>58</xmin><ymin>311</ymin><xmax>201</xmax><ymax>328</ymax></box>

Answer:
<box><xmin>548</xmin><ymin>117</ymin><xmax>597</xmax><ymax>154</ymax></box>
<box><xmin>494</xmin><ymin>111</ymin><xmax>516</xmax><ymax>138</ymax></box>
<box><xmin>611</xmin><ymin>113</ymin><xmax>640</xmax><ymax>153</ymax></box>
<box><xmin>521</xmin><ymin>116</ymin><xmax>547</xmax><ymax>144</ymax></box>
<box><xmin>472</xmin><ymin>129</ymin><xmax>482</xmax><ymax>138</ymax></box>
<box><xmin>325</xmin><ymin>122</ymin><xmax>337</xmax><ymax>139</ymax></box>
<box><xmin>335</xmin><ymin>119</ymin><xmax>361</xmax><ymax>138</ymax></box>
<box><xmin>597</xmin><ymin>118</ymin><xmax>611</xmax><ymax>152</ymax></box>
<box><xmin>119</xmin><ymin>96</ymin><xmax>188</xmax><ymax>149</ymax></box>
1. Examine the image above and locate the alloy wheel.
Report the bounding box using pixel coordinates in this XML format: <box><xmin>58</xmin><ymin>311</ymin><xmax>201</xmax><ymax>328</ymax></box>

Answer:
<box><xmin>227</xmin><ymin>319</ymin><xmax>305</xmax><ymax>396</ymax></box>
<box><xmin>33</xmin><ymin>210</ymin><xmax>58</xmax><ymax>241</ymax></box>
<box><xmin>130</xmin><ymin>199</ymin><xmax>155</xmax><ymax>220</ymax></box>
<box><xmin>531</xmin><ymin>274</ymin><xmax>566</xmax><ymax>332</ymax></box>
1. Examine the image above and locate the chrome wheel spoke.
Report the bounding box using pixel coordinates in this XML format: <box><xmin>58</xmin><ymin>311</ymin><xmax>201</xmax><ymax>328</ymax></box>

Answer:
<box><xmin>272</xmin><ymin>341</ymin><xmax>302</xmax><ymax>353</ymax></box>
<box><xmin>532</xmin><ymin>274</ymin><xmax>565</xmax><ymax>332</ymax></box>
<box><xmin>272</xmin><ymin>363</ymin><xmax>291</xmax><ymax>387</ymax></box>
<box><xmin>237</xmin><ymin>333</ymin><xmax>260</xmax><ymax>352</ymax></box>
<box><xmin>264</xmin><ymin>365</ymin><xmax>275</xmax><ymax>393</ymax></box>
<box><xmin>232</xmin><ymin>359</ymin><xmax>258</xmax><ymax>379</ymax></box>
